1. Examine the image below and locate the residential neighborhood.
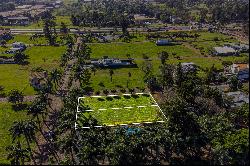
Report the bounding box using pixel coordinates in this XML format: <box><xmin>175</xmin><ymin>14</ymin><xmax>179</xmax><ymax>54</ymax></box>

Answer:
<box><xmin>0</xmin><ymin>0</ymin><xmax>249</xmax><ymax>165</ymax></box>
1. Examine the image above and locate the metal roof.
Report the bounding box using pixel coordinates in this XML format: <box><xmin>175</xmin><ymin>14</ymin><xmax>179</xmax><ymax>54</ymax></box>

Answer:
<box><xmin>214</xmin><ymin>46</ymin><xmax>237</xmax><ymax>54</ymax></box>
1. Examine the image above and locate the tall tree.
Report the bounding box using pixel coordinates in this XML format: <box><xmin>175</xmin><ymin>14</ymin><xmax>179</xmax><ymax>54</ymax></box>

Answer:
<box><xmin>9</xmin><ymin>120</ymin><xmax>37</xmax><ymax>164</ymax></box>
<box><xmin>109</xmin><ymin>69</ymin><xmax>114</xmax><ymax>82</ymax></box>
<box><xmin>8</xmin><ymin>89</ymin><xmax>24</xmax><ymax>105</ymax></box>
<box><xmin>43</xmin><ymin>13</ymin><xmax>57</xmax><ymax>46</ymax></box>
<box><xmin>6</xmin><ymin>142</ymin><xmax>30</xmax><ymax>165</ymax></box>
<box><xmin>159</xmin><ymin>51</ymin><xmax>169</xmax><ymax>65</ymax></box>
<box><xmin>13</xmin><ymin>52</ymin><xmax>29</xmax><ymax>64</ymax></box>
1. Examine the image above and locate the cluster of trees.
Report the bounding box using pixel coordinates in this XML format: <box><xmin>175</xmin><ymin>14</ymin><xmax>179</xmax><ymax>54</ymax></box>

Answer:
<box><xmin>154</xmin><ymin>0</ymin><xmax>249</xmax><ymax>24</ymax></box>
<box><xmin>146</xmin><ymin>31</ymin><xmax>200</xmax><ymax>41</ymax></box>
<box><xmin>68</xmin><ymin>0</ymin><xmax>154</xmax><ymax>27</ymax></box>
<box><xmin>65</xmin><ymin>0</ymin><xmax>249</xmax><ymax>28</ymax></box>
<box><xmin>0</xmin><ymin>2</ymin><xmax>15</xmax><ymax>12</ymax></box>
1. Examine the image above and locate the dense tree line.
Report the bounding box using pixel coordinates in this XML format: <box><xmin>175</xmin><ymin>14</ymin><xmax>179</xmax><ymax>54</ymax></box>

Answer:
<box><xmin>65</xmin><ymin>0</ymin><xmax>249</xmax><ymax>28</ymax></box>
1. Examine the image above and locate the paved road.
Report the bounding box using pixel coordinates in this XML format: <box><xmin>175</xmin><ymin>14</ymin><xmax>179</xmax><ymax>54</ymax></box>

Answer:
<box><xmin>9</xmin><ymin>26</ymin><xmax>202</xmax><ymax>34</ymax></box>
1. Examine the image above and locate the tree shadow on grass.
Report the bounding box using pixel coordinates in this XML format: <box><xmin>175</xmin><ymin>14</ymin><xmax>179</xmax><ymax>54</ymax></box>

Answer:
<box><xmin>20</xmin><ymin>61</ymin><xmax>30</xmax><ymax>65</ymax></box>
<box><xmin>11</xmin><ymin>103</ymin><xmax>28</xmax><ymax>111</ymax></box>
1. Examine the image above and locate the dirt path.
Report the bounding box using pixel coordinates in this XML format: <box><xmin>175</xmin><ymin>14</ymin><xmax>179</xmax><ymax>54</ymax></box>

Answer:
<box><xmin>32</xmin><ymin>37</ymin><xmax>81</xmax><ymax>165</ymax></box>
<box><xmin>0</xmin><ymin>95</ymin><xmax>37</xmax><ymax>103</ymax></box>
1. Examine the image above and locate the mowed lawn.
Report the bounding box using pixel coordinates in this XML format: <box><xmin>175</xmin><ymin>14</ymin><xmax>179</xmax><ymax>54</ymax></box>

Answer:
<box><xmin>0</xmin><ymin>102</ymin><xmax>30</xmax><ymax>164</ymax></box>
<box><xmin>89</xmin><ymin>41</ymin><xmax>199</xmax><ymax>59</ymax></box>
<box><xmin>77</xmin><ymin>94</ymin><xmax>164</xmax><ymax>125</ymax></box>
<box><xmin>0</xmin><ymin>46</ymin><xmax>66</xmax><ymax>95</ymax></box>
<box><xmin>7</xmin><ymin>35</ymin><xmax>47</xmax><ymax>45</ymax></box>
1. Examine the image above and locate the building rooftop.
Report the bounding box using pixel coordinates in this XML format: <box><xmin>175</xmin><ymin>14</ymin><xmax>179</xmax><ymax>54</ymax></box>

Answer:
<box><xmin>232</xmin><ymin>63</ymin><xmax>249</xmax><ymax>71</ymax></box>
<box><xmin>16</xmin><ymin>5</ymin><xmax>32</xmax><ymax>10</ymax></box>
<box><xmin>7</xmin><ymin>17</ymin><xmax>29</xmax><ymax>20</ymax></box>
<box><xmin>225</xmin><ymin>91</ymin><xmax>249</xmax><ymax>107</ymax></box>
<box><xmin>181</xmin><ymin>62</ymin><xmax>195</xmax><ymax>66</ymax></box>
<box><xmin>134</xmin><ymin>14</ymin><xmax>156</xmax><ymax>21</ymax></box>
<box><xmin>30</xmin><ymin>5</ymin><xmax>46</xmax><ymax>10</ymax></box>
<box><xmin>214</xmin><ymin>46</ymin><xmax>237</xmax><ymax>54</ymax></box>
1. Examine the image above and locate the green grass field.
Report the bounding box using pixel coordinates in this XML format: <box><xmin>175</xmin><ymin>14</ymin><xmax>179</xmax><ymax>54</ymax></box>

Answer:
<box><xmin>7</xmin><ymin>35</ymin><xmax>47</xmax><ymax>45</ymax></box>
<box><xmin>77</xmin><ymin>94</ymin><xmax>164</xmax><ymax>126</ymax></box>
<box><xmin>88</xmin><ymin>34</ymin><xmax>236</xmax><ymax>91</ymax></box>
<box><xmin>0</xmin><ymin>46</ymin><xmax>66</xmax><ymax>95</ymax></box>
<box><xmin>0</xmin><ymin>31</ymin><xmax>246</xmax><ymax>94</ymax></box>
<box><xmin>0</xmin><ymin>16</ymin><xmax>75</xmax><ymax>29</ymax></box>
<box><xmin>0</xmin><ymin>102</ymin><xmax>30</xmax><ymax>164</ymax></box>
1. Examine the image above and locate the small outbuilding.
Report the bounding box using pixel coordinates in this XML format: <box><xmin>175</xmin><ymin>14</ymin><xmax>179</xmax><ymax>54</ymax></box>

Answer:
<box><xmin>224</xmin><ymin>43</ymin><xmax>249</xmax><ymax>53</ymax></box>
<box><xmin>224</xmin><ymin>91</ymin><xmax>249</xmax><ymax>108</ymax></box>
<box><xmin>181</xmin><ymin>62</ymin><xmax>197</xmax><ymax>73</ymax></box>
<box><xmin>156</xmin><ymin>39</ymin><xmax>171</xmax><ymax>46</ymax></box>
<box><xmin>213</xmin><ymin>46</ymin><xmax>238</xmax><ymax>56</ymax></box>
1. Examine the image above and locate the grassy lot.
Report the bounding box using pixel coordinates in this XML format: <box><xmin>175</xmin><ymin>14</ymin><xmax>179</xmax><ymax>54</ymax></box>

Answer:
<box><xmin>0</xmin><ymin>47</ymin><xmax>9</xmax><ymax>57</ymax></box>
<box><xmin>0</xmin><ymin>46</ymin><xmax>66</xmax><ymax>95</ymax></box>
<box><xmin>0</xmin><ymin>102</ymin><xmax>30</xmax><ymax>164</ymax></box>
<box><xmin>89</xmin><ymin>41</ymin><xmax>200</xmax><ymax>91</ymax></box>
<box><xmin>0</xmin><ymin>16</ymin><xmax>74</xmax><ymax>29</ymax></box>
<box><xmin>7</xmin><ymin>34</ymin><xmax>67</xmax><ymax>45</ymax></box>
<box><xmin>77</xmin><ymin>94</ymin><xmax>164</xmax><ymax>125</ymax></box>
<box><xmin>0</xmin><ymin>65</ymin><xmax>35</xmax><ymax>95</ymax></box>
<box><xmin>89</xmin><ymin>41</ymin><xmax>199</xmax><ymax>59</ymax></box>
<box><xmin>88</xmin><ymin>39</ymin><xmax>227</xmax><ymax>91</ymax></box>
<box><xmin>7</xmin><ymin>35</ymin><xmax>47</xmax><ymax>45</ymax></box>
<box><xmin>1</xmin><ymin>31</ymin><xmax>245</xmax><ymax>94</ymax></box>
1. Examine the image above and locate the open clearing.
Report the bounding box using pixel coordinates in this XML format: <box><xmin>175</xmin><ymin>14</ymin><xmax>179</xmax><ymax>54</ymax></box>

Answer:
<box><xmin>0</xmin><ymin>46</ymin><xmax>66</xmax><ymax>95</ymax></box>
<box><xmin>77</xmin><ymin>93</ymin><xmax>165</xmax><ymax>126</ymax></box>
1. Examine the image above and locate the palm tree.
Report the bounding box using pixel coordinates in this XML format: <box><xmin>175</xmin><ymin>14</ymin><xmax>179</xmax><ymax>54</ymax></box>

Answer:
<box><xmin>126</xmin><ymin>54</ymin><xmax>131</xmax><ymax>59</ymax></box>
<box><xmin>8</xmin><ymin>89</ymin><xmax>24</xmax><ymax>105</ymax></box>
<box><xmin>13</xmin><ymin>52</ymin><xmax>29</xmax><ymax>65</ymax></box>
<box><xmin>91</xmin><ymin>67</ymin><xmax>97</xmax><ymax>76</ymax></box>
<box><xmin>9</xmin><ymin>120</ymin><xmax>38</xmax><ymax>164</ymax></box>
<box><xmin>49</xmin><ymin>69</ymin><xmax>62</xmax><ymax>90</ymax></box>
<box><xmin>58</xmin><ymin>134</ymin><xmax>78</xmax><ymax>164</ymax></box>
<box><xmin>6</xmin><ymin>142</ymin><xmax>30</xmax><ymax>165</ymax></box>
<box><xmin>159</xmin><ymin>51</ymin><xmax>169</xmax><ymax>65</ymax></box>
<box><xmin>28</xmin><ymin>99</ymin><xmax>46</xmax><ymax>132</ymax></box>
<box><xmin>109</xmin><ymin>69</ymin><xmax>114</xmax><ymax>82</ymax></box>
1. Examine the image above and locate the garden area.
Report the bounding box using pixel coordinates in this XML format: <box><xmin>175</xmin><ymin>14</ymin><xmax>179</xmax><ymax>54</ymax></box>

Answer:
<box><xmin>77</xmin><ymin>93</ymin><xmax>165</xmax><ymax>126</ymax></box>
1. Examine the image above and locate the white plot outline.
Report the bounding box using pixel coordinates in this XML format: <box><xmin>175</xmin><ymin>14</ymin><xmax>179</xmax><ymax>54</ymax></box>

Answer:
<box><xmin>75</xmin><ymin>93</ymin><xmax>167</xmax><ymax>129</ymax></box>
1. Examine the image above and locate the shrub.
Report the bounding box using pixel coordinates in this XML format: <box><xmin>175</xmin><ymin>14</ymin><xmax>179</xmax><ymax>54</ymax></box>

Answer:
<box><xmin>213</xmin><ymin>37</ymin><xmax>219</xmax><ymax>41</ymax></box>
<box><xmin>98</xmin><ymin>82</ymin><xmax>105</xmax><ymax>87</ymax></box>
<box><xmin>142</xmin><ymin>94</ymin><xmax>150</xmax><ymax>97</ymax></box>
<box><xmin>140</xmin><ymin>88</ymin><xmax>145</xmax><ymax>92</ymax></box>
<box><xmin>120</xmin><ymin>89</ymin><xmax>126</xmax><ymax>93</ymax></box>
<box><xmin>103</xmin><ymin>89</ymin><xmax>109</xmax><ymax>95</ymax></box>
<box><xmin>111</xmin><ymin>89</ymin><xmax>117</xmax><ymax>93</ymax></box>
<box><xmin>113</xmin><ymin>96</ymin><xmax>121</xmax><ymax>100</ymax></box>
<box><xmin>129</xmin><ymin>88</ymin><xmax>135</xmax><ymax>94</ymax></box>
<box><xmin>131</xmin><ymin>94</ymin><xmax>139</xmax><ymax>99</ymax></box>
<box><xmin>123</xmin><ymin>95</ymin><xmax>131</xmax><ymax>99</ymax></box>
<box><xmin>97</xmin><ymin>98</ymin><xmax>105</xmax><ymax>101</ymax></box>
<box><xmin>115</xmin><ymin>85</ymin><xmax>123</xmax><ymax>88</ymax></box>
<box><xmin>106</xmin><ymin>96</ymin><xmax>113</xmax><ymax>101</ymax></box>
